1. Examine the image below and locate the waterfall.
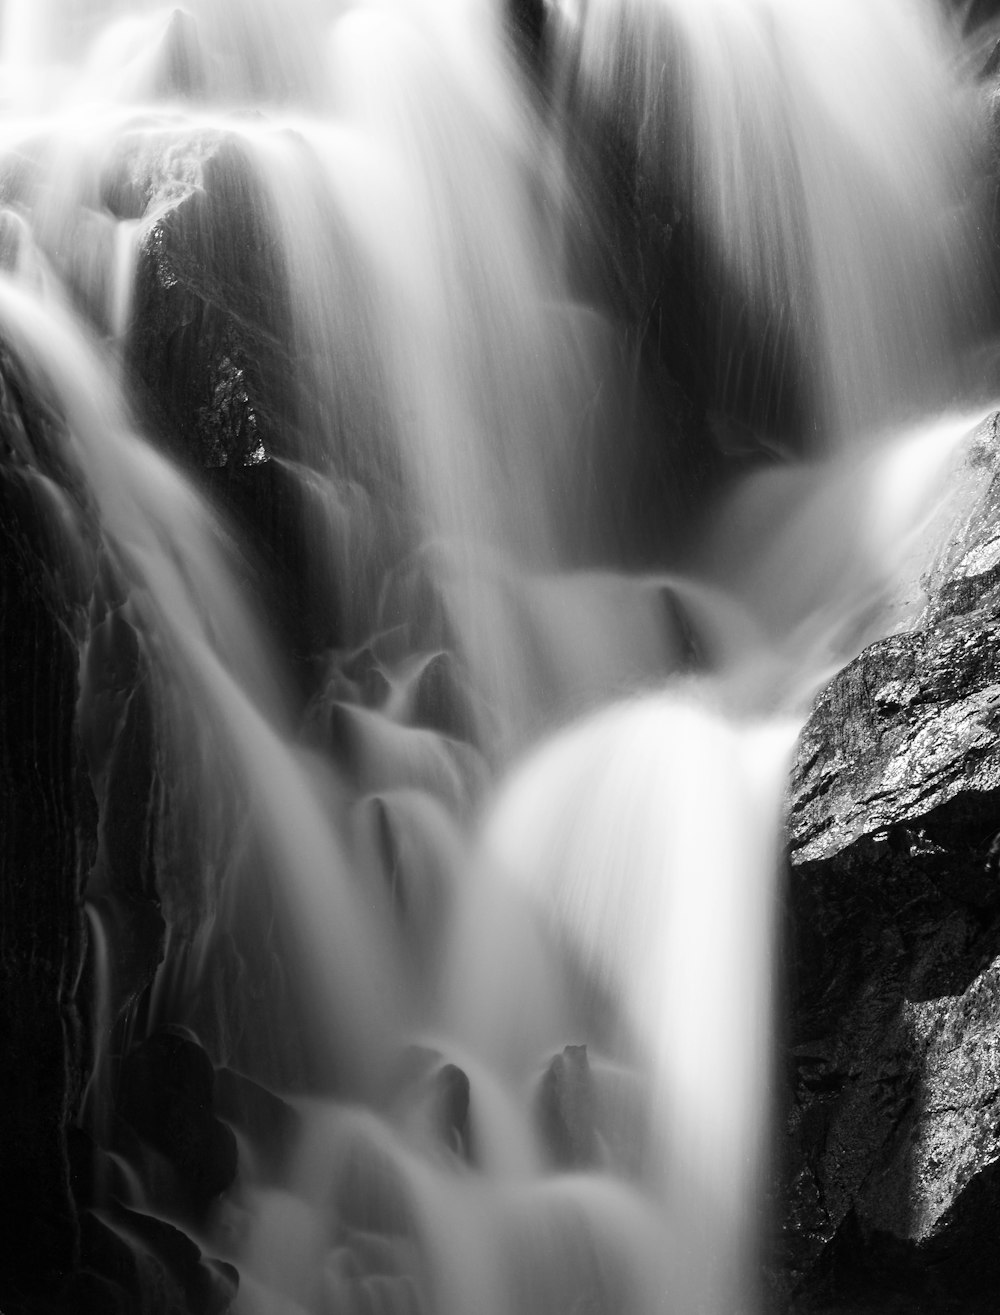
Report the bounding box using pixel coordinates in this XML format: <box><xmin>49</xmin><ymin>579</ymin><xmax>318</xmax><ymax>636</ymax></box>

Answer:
<box><xmin>568</xmin><ymin>0</ymin><xmax>977</xmax><ymax>441</ymax></box>
<box><xmin>0</xmin><ymin>2</ymin><xmax>990</xmax><ymax>1314</ymax></box>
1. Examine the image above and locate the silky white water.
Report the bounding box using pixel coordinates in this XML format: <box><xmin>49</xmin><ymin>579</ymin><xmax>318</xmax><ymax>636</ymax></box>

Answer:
<box><xmin>0</xmin><ymin>1</ymin><xmax>989</xmax><ymax>1313</ymax></box>
<box><xmin>566</xmin><ymin>0</ymin><xmax>978</xmax><ymax>442</ymax></box>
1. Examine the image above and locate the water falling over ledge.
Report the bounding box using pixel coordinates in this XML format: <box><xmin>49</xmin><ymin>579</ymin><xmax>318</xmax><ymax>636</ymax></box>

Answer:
<box><xmin>0</xmin><ymin>2</ymin><xmax>995</xmax><ymax>1314</ymax></box>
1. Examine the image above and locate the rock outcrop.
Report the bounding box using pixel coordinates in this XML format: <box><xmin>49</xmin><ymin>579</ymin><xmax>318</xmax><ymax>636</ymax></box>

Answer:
<box><xmin>779</xmin><ymin>414</ymin><xmax>1000</xmax><ymax>1313</ymax></box>
<box><xmin>0</xmin><ymin>349</ymin><xmax>98</xmax><ymax>1313</ymax></box>
<box><xmin>109</xmin><ymin>130</ymin><xmax>288</xmax><ymax>473</ymax></box>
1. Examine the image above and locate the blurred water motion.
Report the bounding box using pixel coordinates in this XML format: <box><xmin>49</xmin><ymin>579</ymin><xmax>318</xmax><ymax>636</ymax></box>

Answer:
<box><xmin>0</xmin><ymin>1</ymin><xmax>989</xmax><ymax>1312</ymax></box>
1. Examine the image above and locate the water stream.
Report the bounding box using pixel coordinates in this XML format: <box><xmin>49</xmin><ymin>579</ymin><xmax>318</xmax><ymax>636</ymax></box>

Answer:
<box><xmin>0</xmin><ymin>1</ymin><xmax>991</xmax><ymax>1312</ymax></box>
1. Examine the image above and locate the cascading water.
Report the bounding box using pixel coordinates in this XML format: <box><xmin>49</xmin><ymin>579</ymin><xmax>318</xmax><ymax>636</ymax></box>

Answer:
<box><xmin>0</xmin><ymin>1</ymin><xmax>991</xmax><ymax>1313</ymax></box>
<box><xmin>566</xmin><ymin>0</ymin><xmax>980</xmax><ymax>443</ymax></box>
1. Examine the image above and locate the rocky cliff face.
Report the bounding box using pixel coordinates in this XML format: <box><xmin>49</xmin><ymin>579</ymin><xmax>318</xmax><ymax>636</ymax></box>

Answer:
<box><xmin>0</xmin><ymin>134</ymin><xmax>284</xmax><ymax>1315</ymax></box>
<box><xmin>0</xmin><ymin>350</ymin><xmax>99</xmax><ymax>1309</ymax></box>
<box><xmin>779</xmin><ymin>413</ymin><xmax>1000</xmax><ymax>1313</ymax></box>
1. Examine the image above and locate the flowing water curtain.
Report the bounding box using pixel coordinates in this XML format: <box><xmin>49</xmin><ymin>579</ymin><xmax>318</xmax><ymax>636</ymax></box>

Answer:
<box><xmin>316</xmin><ymin>2</ymin><xmax>632</xmax><ymax>751</ymax></box>
<box><xmin>0</xmin><ymin>3</ymin><xmax>994</xmax><ymax>1315</ymax></box>
<box><xmin>562</xmin><ymin>0</ymin><xmax>984</xmax><ymax>444</ymax></box>
<box><xmin>0</xmin><ymin>215</ymin><xmax>406</xmax><ymax>1089</ymax></box>
<box><xmin>0</xmin><ymin>0</ymin><xmax>668</xmax><ymax>746</ymax></box>
<box><xmin>0</xmin><ymin>0</ymin><xmax>465</xmax><ymax>1097</ymax></box>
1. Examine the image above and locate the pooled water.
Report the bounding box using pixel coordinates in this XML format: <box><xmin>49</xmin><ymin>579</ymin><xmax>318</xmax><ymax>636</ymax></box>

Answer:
<box><xmin>0</xmin><ymin>1</ymin><xmax>990</xmax><ymax>1313</ymax></box>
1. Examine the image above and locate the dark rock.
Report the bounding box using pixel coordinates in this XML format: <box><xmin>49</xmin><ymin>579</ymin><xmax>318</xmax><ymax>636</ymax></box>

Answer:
<box><xmin>67</xmin><ymin>1124</ymin><xmax>100</xmax><ymax>1213</ymax></box>
<box><xmin>74</xmin><ymin>1206</ymin><xmax>237</xmax><ymax>1315</ymax></box>
<box><xmin>110</xmin><ymin>128</ymin><xmax>390</xmax><ymax>664</ymax></box>
<box><xmin>536</xmin><ymin>1044</ymin><xmax>599</xmax><ymax>1169</ymax></box>
<box><xmin>82</xmin><ymin>890</ymin><xmax>166</xmax><ymax>1062</ymax></box>
<box><xmin>89</xmin><ymin>672</ymin><xmax>158</xmax><ymax>899</ymax></box>
<box><xmin>788</xmin><ymin>619</ymin><xmax>1000</xmax><ymax>876</ymax></box>
<box><xmin>779</xmin><ymin>415</ymin><xmax>1000</xmax><ymax>1309</ymax></box>
<box><xmin>961</xmin><ymin>0</ymin><xmax>1000</xmax><ymax>35</ymax></box>
<box><xmin>388</xmin><ymin>1046</ymin><xmax>472</xmax><ymax>1160</ymax></box>
<box><xmin>433</xmin><ymin>1062</ymin><xmax>471</xmax><ymax>1158</ymax></box>
<box><xmin>557</xmin><ymin>10</ymin><xmax>814</xmax><ymax>562</ymax></box>
<box><xmin>59</xmin><ymin>1267</ymin><xmax>134</xmax><ymax>1315</ymax></box>
<box><xmin>0</xmin><ymin>353</ymin><xmax>98</xmax><ymax>1305</ymax></box>
<box><xmin>408</xmin><ymin>650</ymin><xmax>477</xmax><ymax>743</ymax></box>
<box><xmin>119</xmin><ymin>131</ymin><xmax>289</xmax><ymax>473</ymax></box>
<box><xmin>506</xmin><ymin>0</ymin><xmax>547</xmax><ymax>77</ymax></box>
<box><xmin>116</xmin><ymin>1026</ymin><xmax>237</xmax><ymax>1211</ymax></box>
<box><xmin>213</xmin><ymin>1065</ymin><xmax>299</xmax><ymax>1178</ymax></box>
<box><xmin>113</xmin><ymin>1207</ymin><xmax>237</xmax><ymax>1315</ymax></box>
<box><xmin>78</xmin><ymin>582</ymin><xmax>167</xmax><ymax>1024</ymax></box>
<box><xmin>78</xmin><ymin>1211</ymin><xmax>154</xmax><ymax>1311</ymax></box>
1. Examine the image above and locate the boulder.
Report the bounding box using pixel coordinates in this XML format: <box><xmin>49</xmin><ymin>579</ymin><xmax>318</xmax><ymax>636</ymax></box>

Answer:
<box><xmin>556</xmin><ymin>3</ymin><xmax>814</xmax><ymax>563</ymax></box>
<box><xmin>387</xmin><ymin>1046</ymin><xmax>473</xmax><ymax>1161</ymax></box>
<box><xmin>213</xmin><ymin>1065</ymin><xmax>299</xmax><ymax>1179</ymax></box>
<box><xmin>68</xmin><ymin>1207</ymin><xmax>237</xmax><ymax>1315</ymax></box>
<box><xmin>109</xmin><ymin>127</ymin><xmax>378</xmax><ymax>661</ymax></box>
<box><xmin>116</xmin><ymin>1026</ymin><xmax>238</xmax><ymax>1214</ymax></box>
<box><xmin>536</xmin><ymin>1044</ymin><xmax>600</xmax><ymax>1170</ymax></box>
<box><xmin>109</xmin><ymin>129</ymin><xmax>289</xmax><ymax>473</ymax></box>
<box><xmin>779</xmin><ymin>413</ymin><xmax>1000</xmax><ymax>1312</ymax></box>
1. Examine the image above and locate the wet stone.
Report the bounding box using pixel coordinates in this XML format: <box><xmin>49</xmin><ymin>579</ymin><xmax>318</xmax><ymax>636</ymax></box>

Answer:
<box><xmin>433</xmin><ymin>1062</ymin><xmax>472</xmax><ymax>1159</ymax></box>
<box><xmin>777</xmin><ymin>417</ymin><xmax>1000</xmax><ymax>1309</ymax></box>
<box><xmin>213</xmin><ymin>1065</ymin><xmax>299</xmax><ymax>1180</ymax></box>
<box><xmin>116</xmin><ymin>1026</ymin><xmax>237</xmax><ymax>1211</ymax></box>
<box><xmin>77</xmin><ymin>1207</ymin><xmax>238</xmax><ymax>1315</ymax></box>
<box><xmin>409</xmin><ymin>650</ymin><xmax>478</xmax><ymax>744</ymax></box>
<box><xmin>536</xmin><ymin>1044</ymin><xmax>600</xmax><ymax>1170</ymax></box>
<box><xmin>120</xmin><ymin>132</ymin><xmax>291</xmax><ymax>473</ymax></box>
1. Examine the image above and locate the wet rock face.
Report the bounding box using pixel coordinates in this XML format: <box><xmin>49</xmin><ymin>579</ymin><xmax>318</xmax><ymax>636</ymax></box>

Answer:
<box><xmin>779</xmin><ymin>415</ymin><xmax>1000</xmax><ymax>1313</ymax></box>
<box><xmin>108</xmin><ymin>127</ymin><xmax>400</xmax><ymax>662</ymax></box>
<box><xmin>0</xmin><ymin>343</ymin><xmax>218</xmax><ymax>1313</ymax></box>
<box><xmin>536</xmin><ymin>1044</ymin><xmax>600</xmax><ymax>1170</ymax></box>
<box><xmin>112</xmin><ymin>130</ymin><xmax>289</xmax><ymax>473</ymax></box>
<box><xmin>790</xmin><ymin>620</ymin><xmax>1000</xmax><ymax>872</ymax></box>
<box><xmin>117</xmin><ymin>1027</ymin><xmax>238</xmax><ymax>1214</ymax></box>
<box><xmin>0</xmin><ymin>352</ymin><xmax>99</xmax><ymax>1307</ymax></box>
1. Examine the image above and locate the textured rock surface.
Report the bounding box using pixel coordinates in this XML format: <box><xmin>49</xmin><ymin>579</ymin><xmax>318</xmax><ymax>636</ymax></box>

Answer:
<box><xmin>71</xmin><ymin>1207</ymin><xmax>237</xmax><ymax>1315</ymax></box>
<box><xmin>0</xmin><ymin>339</ymin><xmax>217</xmax><ymax>1312</ymax></box>
<box><xmin>109</xmin><ymin>127</ymin><xmax>400</xmax><ymax>662</ymax></box>
<box><xmin>111</xmin><ymin>130</ymin><xmax>288</xmax><ymax>473</ymax></box>
<box><xmin>779</xmin><ymin>413</ymin><xmax>1000</xmax><ymax>1312</ymax></box>
<box><xmin>0</xmin><ymin>350</ymin><xmax>99</xmax><ymax>1311</ymax></box>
